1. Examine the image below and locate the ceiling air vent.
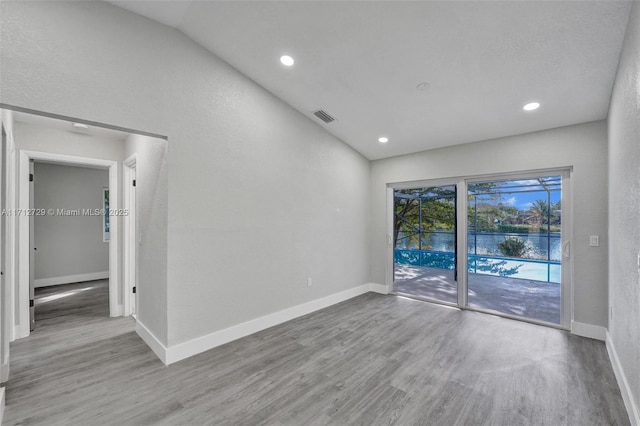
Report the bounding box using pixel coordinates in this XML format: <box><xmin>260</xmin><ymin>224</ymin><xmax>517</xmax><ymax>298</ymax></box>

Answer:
<box><xmin>313</xmin><ymin>109</ymin><xmax>335</xmax><ymax>123</ymax></box>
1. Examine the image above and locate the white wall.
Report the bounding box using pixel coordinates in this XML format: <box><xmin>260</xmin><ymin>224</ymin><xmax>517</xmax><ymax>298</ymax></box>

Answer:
<box><xmin>608</xmin><ymin>0</ymin><xmax>640</xmax><ymax>422</ymax></box>
<box><xmin>0</xmin><ymin>1</ymin><xmax>370</xmax><ymax>351</ymax></box>
<box><xmin>370</xmin><ymin>121</ymin><xmax>609</xmax><ymax>328</ymax></box>
<box><xmin>124</xmin><ymin>134</ymin><xmax>168</xmax><ymax>344</ymax></box>
<box><xmin>33</xmin><ymin>162</ymin><xmax>109</xmax><ymax>286</ymax></box>
<box><xmin>13</xmin><ymin>122</ymin><xmax>125</xmax><ymax>164</ymax></box>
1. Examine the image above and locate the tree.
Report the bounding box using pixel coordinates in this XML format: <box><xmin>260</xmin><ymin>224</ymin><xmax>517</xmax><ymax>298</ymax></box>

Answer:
<box><xmin>527</xmin><ymin>199</ymin><xmax>549</xmax><ymax>230</ymax></box>
<box><xmin>498</xmin><ymin>237</ymin><xmax>527</xmax><ymax>258</ymax></box>
<box><xmin>394</xmin><ymin>187</ymin><xmax>455</xmax><ymax>248</ymax></box>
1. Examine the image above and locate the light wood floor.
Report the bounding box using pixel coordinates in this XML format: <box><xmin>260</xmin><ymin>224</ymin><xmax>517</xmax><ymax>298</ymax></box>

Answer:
<box><xmin>4</xmin><ymin>281</ymin><xmax>629</xmax><ymax>425</ymax></box>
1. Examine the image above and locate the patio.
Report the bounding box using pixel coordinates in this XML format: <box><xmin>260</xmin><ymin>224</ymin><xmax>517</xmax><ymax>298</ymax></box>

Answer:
<box><xmin>394</xmin><ymin>264</ymin><xmax>561</xmax><ymax>324</ymax></box>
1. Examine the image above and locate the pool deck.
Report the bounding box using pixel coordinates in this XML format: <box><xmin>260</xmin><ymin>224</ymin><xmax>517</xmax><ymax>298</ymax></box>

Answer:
<box><xmin>394</xmin><ymin>264</ymin><xmax>561</xmax><ymax>324</ymax></box>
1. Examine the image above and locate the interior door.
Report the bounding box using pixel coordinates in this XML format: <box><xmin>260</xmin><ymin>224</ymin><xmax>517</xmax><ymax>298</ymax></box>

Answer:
<box><xmin>393</xmin><ymin>184</ymin><xmax>457</xmax><ymax>305</ymax></box>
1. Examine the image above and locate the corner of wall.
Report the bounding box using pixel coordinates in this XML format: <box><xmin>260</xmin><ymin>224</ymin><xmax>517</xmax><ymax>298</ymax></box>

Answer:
<box><xmin>570</xmin><ymin>321</ymin><xmax>606</xmax><ymax>341</ymax></box>
<box><xmin>607</xmin><ymin>331</ymin><xmax>640</xmax><ymax>426</ymax></box>
<box><xmin>135</xmin><ymin>320</ymin><xmax>168</xmax><ymax>365</ymax></box>
<box><xmin>368</xmin><ymin>283</ymin><xmax>390</xmax><ymax>294</ymax></box>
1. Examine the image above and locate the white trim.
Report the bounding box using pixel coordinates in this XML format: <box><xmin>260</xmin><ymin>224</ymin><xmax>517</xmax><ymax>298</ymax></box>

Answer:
<box><xmin>164</xmin><ymin>284</ymin><xmax>371</xmax><ymax>365</ymax></box>
<box><xmin>385</xmin><ymin>187</ymin><xmax>394</xmax><ymax>291</ymax></box>
<box><xmin>561</xmin><ymin>171</ymin><xmax>574</xmax><ymax>330</ymax></box>
<box><xmin>135</xmin><ymin>320</ymin><xmax>167</xmax><ymax>365</ymax></box>
<box><xmin>388</xmin><ymin>167</ymin><xmax>574</xmax><ymax>190</ymax></box>
<box><xmin>122</xmin><ymin>154</ymin><xmax>137</xmax><ymax>317</ymax></box>
<box><xmin>17</xmin><ymin>150</ymin><xmax>120</xmax><ymax>338</ymax></box>
<box><xmin>34</xmin><ymin>271</ymin><xmax>109</xmax><ymax>288</ymax></box>
<box><xmin>6</xmin><ymin>137</ymin><xmax>17</xmax><ymax>343</ymax></box>
<box><xmin>0</xmin><ymin>387</ymin><xmax>5</xmax><ymax>426</ymax></box>
<box><xmin>606</xmin><ymin>331</ymin><xmax>640</xmax><ymax>426</ymax></box>
<box><xmin>570</xmin><ymin>320</ymin><xmax>606</xmax><ymax>341</ymax></box>
<box><xmin>456</xmin><ymin>178</ymin><xmax>468</xmax><ymax>308</ymax></box>
<box><xmin>112</xmin><ymin>304</ymin><xmax>123</xmax><ymax>317</ymax></box>
<box><xmin>368</xmin><ymin>283</ymin><xmax>389</xmax><ymax>294</ymax></box>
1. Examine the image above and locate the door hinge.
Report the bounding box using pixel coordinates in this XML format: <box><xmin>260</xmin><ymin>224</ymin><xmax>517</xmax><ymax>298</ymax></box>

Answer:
<box><xmin>29</xmin><ymin>299</ymin><xmax>34</xmax><ymax>307</ymax></box>
<box><xmin>29</xmin><ymin>173</ymin><xmax>34</xmax><ymax>182</ymax></box>
<box><xmin>132</xmin><ymin>179</ymin><xmax>136</xmax><ymax>187</ymax></box>
<box><xmin>132</xmin><ymin>286</ymin><xmax>136</xmax><ymax>294</ymax></box>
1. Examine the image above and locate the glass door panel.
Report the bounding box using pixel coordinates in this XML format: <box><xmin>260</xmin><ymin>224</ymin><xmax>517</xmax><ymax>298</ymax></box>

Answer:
<box><xmin>466</xmin><ymin>176</ymin><xmax>562</xmax><ymax>324</ymax></box>
<box><xmin>393</xmin><ymin>185</ymin><xmax>457</xmax><ymax>304</ymax></box>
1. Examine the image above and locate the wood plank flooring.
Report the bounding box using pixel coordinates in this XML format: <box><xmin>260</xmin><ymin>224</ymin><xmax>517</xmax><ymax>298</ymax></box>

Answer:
<box><xmin>3</xmin><ymin>281</ymin><xmax>630</xmax><ymax>425</ymax></box>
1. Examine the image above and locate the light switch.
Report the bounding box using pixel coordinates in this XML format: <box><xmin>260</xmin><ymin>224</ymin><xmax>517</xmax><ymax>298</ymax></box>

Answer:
<box><xmin>589</xmin><ymin>235</ymin><xmax>599</xmax><ymax>247</ymax></box>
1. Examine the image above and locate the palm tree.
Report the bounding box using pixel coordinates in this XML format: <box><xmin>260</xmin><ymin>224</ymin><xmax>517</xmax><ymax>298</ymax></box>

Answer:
<box><xmin>528</xmin><ymin>199</ymin><xmax>549</xmax><ymax>230</ymax></box>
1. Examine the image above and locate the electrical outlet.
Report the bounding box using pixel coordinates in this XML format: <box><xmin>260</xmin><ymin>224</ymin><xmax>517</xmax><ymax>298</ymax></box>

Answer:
<box><xmin>589</xmin><ymin>235</ymin><xmax>599</xmax><ymax>247</ymax></box>
<box><xmin>307</xmin><ymin>277</ymin><xmax>312</xmax><ymax>287</ymax></box>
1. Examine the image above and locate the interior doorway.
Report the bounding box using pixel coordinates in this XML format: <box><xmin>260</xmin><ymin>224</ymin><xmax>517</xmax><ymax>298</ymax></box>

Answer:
<box><xmin>17</xmin><ymin>150</ymin><xmax>120</xmax><ymax>338</ymax></box>
<box><xmin>29</xmin><ymin>161</ymin><xmax>111</xmax><ymax>330</ymax></box>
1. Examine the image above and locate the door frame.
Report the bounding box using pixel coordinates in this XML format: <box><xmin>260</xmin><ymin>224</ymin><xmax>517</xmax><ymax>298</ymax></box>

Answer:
<box><xmin>0</xmin><ymin>123</ymin><xmax>10</xmax><ymax>383</ymax></box>
<box><xmin>122</xmin><ymin>154</ymin><xmax>137</xmax><ymax>317</ymax></box>
<box><xmin>15</xmin><ymin>150</ymin><xmax>120</xmax><ymax>339</ymax></box>
<box><xmin>387</xmin><ymin>167</ymin><xmax>573</xmax><ymax>330</ymax></box>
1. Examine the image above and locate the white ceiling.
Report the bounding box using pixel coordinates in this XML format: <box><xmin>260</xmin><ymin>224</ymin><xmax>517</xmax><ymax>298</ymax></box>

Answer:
<box><xmin>107</xmin><ymin>1</ymin><xmax>631</xmax><ymax>160</ymax></box>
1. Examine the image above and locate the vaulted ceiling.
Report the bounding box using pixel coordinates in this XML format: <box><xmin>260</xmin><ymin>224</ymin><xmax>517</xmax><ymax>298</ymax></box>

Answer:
<box><xmin>107</xmin><ymin>1</ymin><xmax>632</xmax><ymax>160</ymax></box>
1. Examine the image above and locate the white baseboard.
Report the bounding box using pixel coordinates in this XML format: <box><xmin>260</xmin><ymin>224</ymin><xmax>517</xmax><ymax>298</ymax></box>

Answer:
<box><xmin>0</xmin><ymin>387</ymin><xmax>5</xmax><ymax>426</ymax></box>
<box><xmin>110</xmin><ymin>304</ymin><xmax>123</xmax><ymax>318</ymax></box>
<box><xmin>368</xmin><ymin>282</ymin><xmax>390</xmax><ymax>294</ymax></box>
<box><xmin>14</xmin><ymin>322</ymin><xmax>29</xmax><ymax>341</ymax></box>
<box><xmin>34</xmin><ymin>271</ymin><xmax>109</xmax><ymax>288</ymax></box>
<box><xmin>607</xmin><ymin>331</ymin><xmax>640</xmax><ymax>426</ymax></box>
<box><xmin>165</xmin><ymin>284</ymin><xmax>371</xmax><ymax>365</ymax></box>
<box><xmin>135</xmin><ymin>320</ymin><xmax>168</xmax><ymax>365</ymax></box>
<box><xmin>570</xmin><ymin>320</ymin><xmax>606</xmax><ymax>341</ymax></box>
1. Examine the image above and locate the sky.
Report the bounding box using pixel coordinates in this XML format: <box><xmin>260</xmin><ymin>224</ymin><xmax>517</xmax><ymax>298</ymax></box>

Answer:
<box><xmin>471</xmin><ymin>178</ymin><xmax>561</xmax><ymax>211</ymax></box>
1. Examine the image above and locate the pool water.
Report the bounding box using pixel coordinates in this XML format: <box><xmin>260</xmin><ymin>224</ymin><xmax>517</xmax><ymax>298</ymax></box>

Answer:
<box><xmin>394</xmin><ymin>249</ymin><xmax>561</xmax><ymax>283</ymax></box>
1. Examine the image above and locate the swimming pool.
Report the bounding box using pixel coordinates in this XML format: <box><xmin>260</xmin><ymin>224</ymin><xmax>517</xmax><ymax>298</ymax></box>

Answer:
<box><xmin>394</xmin><ymin>249</ymin><xmax>561</xmax><ymax>283</ymax></box>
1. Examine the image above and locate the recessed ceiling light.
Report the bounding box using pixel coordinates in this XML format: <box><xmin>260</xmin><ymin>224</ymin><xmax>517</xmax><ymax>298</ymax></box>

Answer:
<box><xmin>378</xmin><ymin>137</ymin><xmax>389</xmax><ymax>143</ymax></box>
<box><xmin>72</xmin><ymin>122</ymin><xmax>88</xmax><ymax>129</ymax></box>
<box><xmin>280</xmin><ymin>55</ymin><xmax>294</xmax><ymax>66</ymax></box>
<box><xmin>523</xmin><ymin>102</ymin><xmax>540</xmax><ymax>111</ymax></box>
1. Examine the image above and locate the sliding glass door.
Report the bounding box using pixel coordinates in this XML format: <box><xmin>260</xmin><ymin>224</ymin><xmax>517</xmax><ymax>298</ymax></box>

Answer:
<box><xmin>393</xmin><ymin>185</ymin><xmax>457</xmax><ymax>305</ymax></box>
<box><xmin>390</xmin><ymin>171</ymin><xmax>570</xmax><ymax>328</ymax></box>
<box><xmin>467</xmin><ymin>176</ymin><xmax>563</xmax><ymax>324</ymax></box>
